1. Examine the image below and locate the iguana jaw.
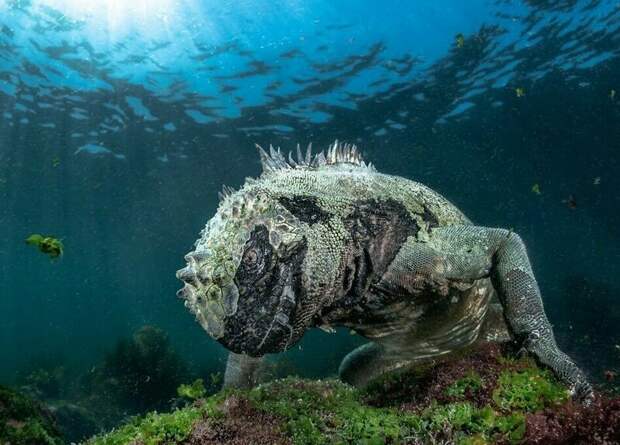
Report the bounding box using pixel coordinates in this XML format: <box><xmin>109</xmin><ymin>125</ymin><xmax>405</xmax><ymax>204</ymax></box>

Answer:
<box><xmin>218</xmin><ymin>224</ymin><xmax>309</xmax><ymax>357</ymax></box>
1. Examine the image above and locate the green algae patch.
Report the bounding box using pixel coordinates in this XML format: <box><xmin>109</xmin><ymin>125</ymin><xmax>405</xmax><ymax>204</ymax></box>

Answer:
<box><xmin>86</xmin><ymin>407</ymin><xmax>202</xmax><ymax>445</ymax></box>
<box><xmin>0</xmin><ymin>385</ymin><xmax>64</xmax><ymax>445</ymax></box>
<box><xmin>230</xmin><ymin>376</ymin><xmax>533</xmax><ymax>445</ymax></box>
<box><xmin>82</xmin><ymin>343</ymin><xmax>620</xmax><ymax>445</ymax></box>
<box><xmin>445</xmin><ymin>371</ymin><xmax>484</xmax><ymax>399</ymax></box>
<box><xmin>246</xmin><ymin>378</ymin><xmax>420</xmax><ymax>444</ymax></box>
<box><xmin>85</xmin><ymin>392</ymin><xmax>227</xmax><ymax>445</ymax></box>
<box><xmin>493</xmin><ymin>367</ymin><xmax>569</xmax><ymax>412</ymax></box>
<box><xmin>177</xmin><ymin>378</ymin><xmax>207</xmax><ymax>401</ymax></box>
<box><xmin>420</xmin><ymin>402</ymin><xmax>526</xmax><ymax>444</ymax></box>
<box><xmin>82</xmin><ymin>369</ymin><xmax>551</xmax><ymax>444</ymax></box>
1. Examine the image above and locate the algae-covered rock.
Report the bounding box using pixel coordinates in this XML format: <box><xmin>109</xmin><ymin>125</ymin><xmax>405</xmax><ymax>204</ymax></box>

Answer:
<box><xmin>100</xmin><ymin>325</ymin><xmax>189</xmax><ymax>413</ymax></box>
<box><xmin>85</xmin><ymin>344</ymin><xmax>620</xmax><ymax>445</ymax></box>
<box><xmin>0</xmin><ymin>384</ymin><xmax>64</xmax><ymax>445</ymax></box>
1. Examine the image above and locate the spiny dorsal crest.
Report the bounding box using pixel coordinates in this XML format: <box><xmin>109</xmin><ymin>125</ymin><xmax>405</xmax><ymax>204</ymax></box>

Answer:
<box><xmin>255</xmin><ymin>140</ymin><xmax>376</xmax><ymax>175</ymax></box>
<box><xmin>218</xmin><ymin>185</ymin><xmax>236</xmax><ymax>201</ymax></box>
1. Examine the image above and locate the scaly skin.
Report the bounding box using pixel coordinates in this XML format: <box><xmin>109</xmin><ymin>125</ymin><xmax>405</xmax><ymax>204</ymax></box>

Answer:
<box><xmin>176</xmin><ymin>141</ymin><xmax>592</xmax><ymax>401</ymax></box>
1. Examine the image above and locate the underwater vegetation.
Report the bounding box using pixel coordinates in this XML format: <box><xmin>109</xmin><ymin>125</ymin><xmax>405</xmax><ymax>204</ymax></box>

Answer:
<box><xmin>24</xmin><ymin>234</ymin><xmax>64</xmax><ymax>259</ymax></box>
<box><xmin>177</xmin><ymin>379</ymin><xmax>207</xmax><ymax>401</ymax></box>
<box><xmin>6</xmin><ymin>326</ymin><xmax>195</xmax><ymax>443</ymax></box>
<box><xmin>16</xmin><ymin>365</ymin><xmax>67</xmax><ymax>401</ymax></box>
<box><xmin>84</xmin><ymin>343</ymin><xmax>620</xmax><ymax>445</ymax></box>
<box><xmin>0</xmin><ymin>385</ymin><xmax>64</xmax><ymax>445</ymax></box>
<box><xmin>99</xmin><ymin>325</ymin><xmax>189</xmax><ymax>413</ymax></box>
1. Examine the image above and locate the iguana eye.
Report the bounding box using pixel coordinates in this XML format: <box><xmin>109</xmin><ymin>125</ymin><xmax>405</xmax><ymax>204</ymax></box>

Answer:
<box><xmin>243</xmin><ymin>248</ymin><xmax>259</xmax><ymax>266</ymax></box>
<box><xmin>235</xmin><ymin>225</ymin><xmax>273</xmax><ymax>286</ymax></box>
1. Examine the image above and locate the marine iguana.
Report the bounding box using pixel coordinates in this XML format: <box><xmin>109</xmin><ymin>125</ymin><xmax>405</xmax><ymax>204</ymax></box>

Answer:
<box><xmin>176</xmin><ymin>141</ymin><xmax>592</xmax><ymax>401</ymax></box>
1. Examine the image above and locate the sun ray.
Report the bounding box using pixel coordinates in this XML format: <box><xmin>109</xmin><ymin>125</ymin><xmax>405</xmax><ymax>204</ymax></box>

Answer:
<box><xmin>16</xmin><ymin>0</ymin><xmax>184</xmax><ymax>41</ymax></box>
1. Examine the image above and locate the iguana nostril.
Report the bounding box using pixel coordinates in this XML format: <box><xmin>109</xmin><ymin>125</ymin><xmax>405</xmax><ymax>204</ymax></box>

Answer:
<box><xmin>175</xmin><ymin>267</ymin><xmax>189</xmax><ymax>280</ymax></box>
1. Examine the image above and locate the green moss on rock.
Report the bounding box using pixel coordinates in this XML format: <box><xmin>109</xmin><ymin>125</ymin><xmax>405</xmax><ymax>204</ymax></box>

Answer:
<box><xmin>445</xmin><ymin>371</ymin><xmax>484</xmax><ymax>399</ymax></box>
<box><xmin>493</xmin><ymin>367</ymin><xmax>568</xmax><ymax>412</ymax></box>
<box><xmin>246</xmin><ymin>378</ymin><xmax>419</xmax><ymax>444</ymax></box>
<box><xmin>0</xmin><ymin>384</ymin><xmax>64</xmax><ymax>445</ymax></box>
<box><xmin>85</xmin><ymin>393</ymin><xmax>226</xmax><ymax>445</ymax></box>
<box><xmin>177</xmin><ymin>379</ymin><xmax>207</xmax><ymax>401</ymax></box>
<box><xmin>86</xmin><ymin>407</ymin><xmax>202</xmax><ymax>445</ymax></box>
<box><xmin>82</xmin><ymin>344</ymin><xmax>619</xmax><ymax>445</ymax></box>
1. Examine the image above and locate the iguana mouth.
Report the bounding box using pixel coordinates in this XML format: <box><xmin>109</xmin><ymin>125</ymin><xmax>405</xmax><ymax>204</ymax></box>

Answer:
<box><xmin>249</xmin><ymin>311</ymin><xmax>294</xmax><ymax>356</ymax></box>
<box><xmin>255</xmin><ymin>281</ymin><xmax>298</xmax><ymax>353</ymax></box>
<box><xmin>175</xmin><ymin>264</ymin><xmax>241</xmax><ymax>340</ymax></box>
<box><xmin>218</xmin><ymin>259</ymin><xmax>302</xmax><ymax>356</ymax></box>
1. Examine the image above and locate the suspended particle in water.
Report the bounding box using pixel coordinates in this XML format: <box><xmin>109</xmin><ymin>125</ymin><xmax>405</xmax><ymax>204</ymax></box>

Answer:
<box><xmin>562</xmin><ymin>194</ymin><xmax>577</xmax><ymax>209</ymax></box>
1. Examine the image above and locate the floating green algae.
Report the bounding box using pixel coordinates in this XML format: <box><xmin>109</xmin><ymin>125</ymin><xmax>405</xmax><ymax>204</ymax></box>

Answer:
<box><xmin>25</xmin><ymin>234</ymin><xmax>64</xmax><ymax>259</ymax></box>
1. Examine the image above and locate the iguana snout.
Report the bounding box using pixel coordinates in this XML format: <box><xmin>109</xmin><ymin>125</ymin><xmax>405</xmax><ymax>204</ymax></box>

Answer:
<box><xmin>177</xmin><ymin>189</ymin><xmax>309</xmax><ymax>356</ymax></box>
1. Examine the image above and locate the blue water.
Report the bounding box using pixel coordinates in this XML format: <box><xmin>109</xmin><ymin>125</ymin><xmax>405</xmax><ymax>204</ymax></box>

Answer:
<box><xmin>0</xmin><ymin>0</ymin><xmax>619</xmax><ymax>439</ymax></box>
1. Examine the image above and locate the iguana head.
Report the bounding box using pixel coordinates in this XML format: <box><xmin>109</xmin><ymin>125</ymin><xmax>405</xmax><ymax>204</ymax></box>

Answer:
<box><xmin>177</xmin><ymin>142</ymin><xmax>375</xmax><ymax>356</ymax></box>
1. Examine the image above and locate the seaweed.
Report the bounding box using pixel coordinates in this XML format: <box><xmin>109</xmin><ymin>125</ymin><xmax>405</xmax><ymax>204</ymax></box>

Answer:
<box><xmin>86</xmin><ymin>406</ymin><xmax>204</xmax><ymax>445</ymax></box>
<box><xmin>100</xmin><ymin>325</ymin><xmax>189</xmax><ymax>413</ymax></box>
<box><xmin>25</xmin><ymin>234</ymin><xmax>64</xmax><ymax>259</ymax></box>
<box><xmin>492</xmin><ymin>368</ymin><xmax>568</xmax><ymax>412</ymax></box>
<box><xmin>17</xmin><ymin>365</ymin><xmax>67</xmax><ymax>400</ymax></box>
<box><xmin>177</xmin><ymin>379</ymin><xmax>207</xmax><ymax>401</ymax></box>
<box><xmin>84</xmin><ymin>343</ymin><xmax>620</xmax><ymax>444</ymax></box>
<box><xmin>445</xmin><ymin>371</ymin><xmax>484</xmax><ymax>399</ymax></box>
<box><xmin>0</xmin><ymin>384</ymin><xmax>64</xmax><ymax>445</ymax></box>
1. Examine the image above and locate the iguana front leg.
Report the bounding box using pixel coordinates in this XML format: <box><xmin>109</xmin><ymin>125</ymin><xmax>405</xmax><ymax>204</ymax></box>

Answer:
<box><xmin>481</xmin><ymin>227</ymin><xmax>593</xmax><ymax>401</ymax></box>
<box><xmin>382</xmin><ymin>225</ymin><xmax>593</xmax><ymax>401</ymax></box>
<box><xmin>223</xmin><ymin>352</ymin><xmax>266</xmax><ymax>389</ymax></box>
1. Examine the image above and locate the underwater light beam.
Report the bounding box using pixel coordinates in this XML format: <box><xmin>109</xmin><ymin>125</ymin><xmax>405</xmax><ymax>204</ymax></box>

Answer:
<box><xmin>18</xmin><ymin>0</ymin><xmax>182</xmax><ymax>38</ymax></box>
